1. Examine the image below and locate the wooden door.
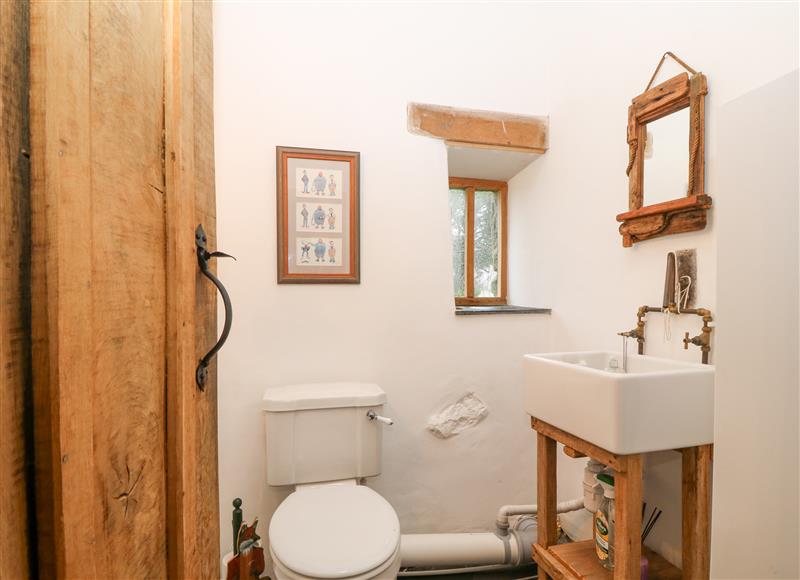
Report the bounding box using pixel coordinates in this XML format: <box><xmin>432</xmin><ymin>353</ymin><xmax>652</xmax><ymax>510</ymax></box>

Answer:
<box><xmin>1</xmin><ymin>2</ymin><xmax>34</xmax><ymax>578</ymax></box>
<box><xmin>29</xmin><ymin>1</ymin><xmax>219</xmax><ymax>578</ymax></box>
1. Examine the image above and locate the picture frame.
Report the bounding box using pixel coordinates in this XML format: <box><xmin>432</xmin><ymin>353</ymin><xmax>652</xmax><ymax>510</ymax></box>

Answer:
<box><xmin>276</xmin><ymin>146</ymin><xmax>360</xmax><ymax>283</ymax></box>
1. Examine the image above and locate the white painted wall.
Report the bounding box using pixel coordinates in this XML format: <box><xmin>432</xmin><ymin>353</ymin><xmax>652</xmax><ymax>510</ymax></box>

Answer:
<box><xmin>213</xmin><ymin>0</ymin><xmax>799</xmax><ymax>573</ymax></box>
<box><xmin>213</xmin><ymin>2</ymin><xmax>564</xmax><ymax>564</ymax></box>
<box><xmin>712</xmin><ymin>70</ymin><xmax>799</xmax><ymax>579</ymax></box>
<box><xmin>506</xmin><ymin>3</ymin><xmax>798</xmax><ymax>567</ymax></box>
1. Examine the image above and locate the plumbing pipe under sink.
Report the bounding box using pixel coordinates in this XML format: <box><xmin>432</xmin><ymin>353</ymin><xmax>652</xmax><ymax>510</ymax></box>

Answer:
<box><xmin>398</xmin><ymin>498</ymin><xmax>584</xmax><ymax>574</ymax></box>
<box><xmin>495</xmin><ymin>497</ymin><xmax>585</xmax><ymax>535</ymax></box>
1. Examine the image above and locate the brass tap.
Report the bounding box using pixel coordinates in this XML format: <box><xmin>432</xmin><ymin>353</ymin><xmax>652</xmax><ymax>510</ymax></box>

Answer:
<box><xmin>680</xmin><ymin>309</ymin><xmax>714</xmax><ymax>364</ymax></box>
<box><xmin>630</xmin><ymin>305</ymin><xmax>655</xmax><ymax>355</ymax></box>
<box><xmin>683</xmin><ymin>327</ymin><xmax>713</xmax><ymax>364</ymax></box>
<box><xmin>617</xmin><ymin>306</ymin><xmax>651</xmax><ymax>356</ymax></box>
<box><xmin>683</xmin><ymin>331</ymin><xmax>706</xmax><ymax>349</ymax></box>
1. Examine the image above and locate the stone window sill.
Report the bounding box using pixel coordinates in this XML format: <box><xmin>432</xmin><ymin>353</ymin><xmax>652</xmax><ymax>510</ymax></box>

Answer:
<box><xmin>455</xmin><ymin>305</ymin><xmax>552</xmax><ymax>316</ymax></box>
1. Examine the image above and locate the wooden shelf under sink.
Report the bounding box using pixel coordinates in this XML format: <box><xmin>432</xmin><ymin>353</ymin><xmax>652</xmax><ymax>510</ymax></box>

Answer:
<box><xmin>530</xmin><ymin>416</ymin><xmax>712</xmax><ymax>580</ymax></box>
<box><xmin>533</xmin><ymin>540</ymin><xmax>681</xmax><ymax>580</ymax></box>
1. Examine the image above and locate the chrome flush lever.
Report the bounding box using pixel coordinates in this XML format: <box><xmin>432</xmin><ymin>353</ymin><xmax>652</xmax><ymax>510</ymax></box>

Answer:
<box><xmin>367</xmin><ymin>410</ymin><xmax>394</xmax><ymax>426</ymax></box>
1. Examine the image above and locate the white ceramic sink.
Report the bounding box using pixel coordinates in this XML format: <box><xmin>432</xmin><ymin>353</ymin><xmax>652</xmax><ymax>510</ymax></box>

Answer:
<box><xmin>523</xmin><ymin>351</ymin><xmax>714</xmax><ymax>454</ymax></box>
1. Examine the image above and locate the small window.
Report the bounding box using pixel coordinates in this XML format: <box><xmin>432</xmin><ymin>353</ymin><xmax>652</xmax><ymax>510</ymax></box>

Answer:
<box><xmin>448</xmin><ymin>177</ymin><xmax>507</xmax><ymax>305</ymax></box>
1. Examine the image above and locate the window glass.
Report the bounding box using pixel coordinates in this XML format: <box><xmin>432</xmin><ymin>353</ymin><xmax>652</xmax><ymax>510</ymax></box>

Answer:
<box><xmin>449</xmin><ymin>188</ymin><xmax>467</xmax><ymax>297</ymax></box>
<box><xmin>474</xmin><ymin>190</ymin><xmax>499</xmax><ymax>297</ymax></box>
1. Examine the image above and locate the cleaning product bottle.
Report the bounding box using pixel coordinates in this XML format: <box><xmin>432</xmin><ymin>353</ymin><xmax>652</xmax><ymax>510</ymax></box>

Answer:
<box><xmin>593</xmin><ymin>473</ymin><xmax>616</xmax><ymax>570</ymax></box>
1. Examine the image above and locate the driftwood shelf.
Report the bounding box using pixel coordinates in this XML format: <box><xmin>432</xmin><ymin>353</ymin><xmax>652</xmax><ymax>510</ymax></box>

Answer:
<box><xmin>530</xmin><ymin>417</ymin><xmax>712</xmax><ymax>580</ymax></box>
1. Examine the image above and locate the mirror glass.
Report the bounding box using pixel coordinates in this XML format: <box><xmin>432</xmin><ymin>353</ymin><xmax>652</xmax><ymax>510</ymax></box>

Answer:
<box><xmin>643</xmin><ymin>107</ymin><xmax>690</xmax><ymax>205</ymax></box>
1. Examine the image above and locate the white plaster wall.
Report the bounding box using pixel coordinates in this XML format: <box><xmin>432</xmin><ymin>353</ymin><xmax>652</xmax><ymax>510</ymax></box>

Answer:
<box><xmin>712</xmin><ymin>70</ymin><xmax>799</xmax><ymax>579</ymax></box>
<box><xmin>506</xmin><ymin>1</ymin><xmax>798</xmax><ymax>569</ymax></box>
<box><xmin>213</xmin><ymin>1</ymin><xmax>569</xmax><ymax>562</ymax></box>
<box><xmin>213</xmin><ymin>0</ymin><xmax>799</xmax><ymax>572</ymax></box>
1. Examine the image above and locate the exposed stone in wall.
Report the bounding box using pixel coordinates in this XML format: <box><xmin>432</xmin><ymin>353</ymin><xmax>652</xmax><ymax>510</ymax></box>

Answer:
<box><xmin>426</xmin><ymin>392</ymin><xmax>488</xmax><ymax>439</ymax></box>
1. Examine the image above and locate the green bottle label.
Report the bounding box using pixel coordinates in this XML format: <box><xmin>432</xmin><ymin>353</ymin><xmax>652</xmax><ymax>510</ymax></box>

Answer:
<box><xmin>595</xmin><ymin>511</ymin><xmax>610</xmax><ymax>561</ymax></box>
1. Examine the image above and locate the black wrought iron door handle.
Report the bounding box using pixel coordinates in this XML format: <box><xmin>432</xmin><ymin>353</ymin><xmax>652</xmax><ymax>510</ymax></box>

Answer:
<box><xmin>195</xmin><ymin>224</ymin><xmax>236</xmax><ymax>390</ymax></box>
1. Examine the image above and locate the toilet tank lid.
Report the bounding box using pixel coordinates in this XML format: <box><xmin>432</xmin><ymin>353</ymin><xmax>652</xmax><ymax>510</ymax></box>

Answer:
<box><xmin>263</xmin><ymin>382</ymin><xmax>386</xmax><ymax>411</ymax></box>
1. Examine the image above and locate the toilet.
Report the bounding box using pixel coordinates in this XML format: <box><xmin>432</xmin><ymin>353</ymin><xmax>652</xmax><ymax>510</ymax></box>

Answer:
<box><xmin>263</xmin><ymin>383</ymin><xmax>401</xmax><ymax>579</ymax></box>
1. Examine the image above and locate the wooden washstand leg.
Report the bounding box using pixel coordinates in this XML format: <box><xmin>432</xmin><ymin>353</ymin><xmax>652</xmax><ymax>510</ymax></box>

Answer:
<box><xmin>537</xmin><ymin>432</ymin><xmax>558</xmax><ymax>580</ymax></box>
<box><xmin>682</xmin><ymin>445</ymin><xmax>712</xmax><ymax>579</ymax></box>
<box><xmin>614</xmin><ymin>453</ymin><xmax>643</xmax><ymax>580</ymax></box>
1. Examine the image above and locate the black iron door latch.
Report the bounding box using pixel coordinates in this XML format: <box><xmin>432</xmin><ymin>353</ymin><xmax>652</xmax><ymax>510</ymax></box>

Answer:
<box><xmin>195</xmin><ymin>224</ymin><xmax>235</xmax><ymax>390</ymax></box>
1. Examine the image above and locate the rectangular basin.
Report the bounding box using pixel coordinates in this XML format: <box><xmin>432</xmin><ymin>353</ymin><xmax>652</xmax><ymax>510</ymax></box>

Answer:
<box><xmin>523</xmin><ymin>351</ymin><xmax>714</xmax><ymax>454</ymax></box>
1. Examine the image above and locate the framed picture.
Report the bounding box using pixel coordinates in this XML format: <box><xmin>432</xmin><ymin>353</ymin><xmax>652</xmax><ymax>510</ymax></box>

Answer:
<box><xmin>277</xmin><ymin>146</ymin><xmax>360</xmax><ymax>283</ymax></box>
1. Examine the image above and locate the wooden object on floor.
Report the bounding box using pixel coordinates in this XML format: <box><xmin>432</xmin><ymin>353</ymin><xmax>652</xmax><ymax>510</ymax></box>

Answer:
<box><xmin>226</xmin><ymin>518</ymin><xmax>266</xmax><ymax>580</ymax></box>
<box><xmin>617</xmin><ymin>71</ymin><xmax>710</xmax><ymax>247</ymax></box>
<box><xmin>29</xmin><ymin>2</ymin><xmax>219</xmax><ymax>578</ymax></box>
<box><xmin>530</xmin><ymin>417</ymin><xmax>712</xmax><ymax>580</ymax></box>
<box><xmin>408</xmin><ymin>102</ymin><xmax>548</xmax><ymax>152</ymax></box>
<box><xmin>0</xmin><ymin>2</ymin><xmax>32</xmax><ymax>578</ymax></box>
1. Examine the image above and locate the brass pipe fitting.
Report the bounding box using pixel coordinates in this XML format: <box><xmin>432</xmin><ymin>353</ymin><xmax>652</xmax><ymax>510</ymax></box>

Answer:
<box><xmin>618</xmin><ymin>306</ymin><xmax>653</xmax><ymax>356</ymax></box>
<box><xmin>622</xmin><ymin>305</ymin><xmax>713</xmax><ymax>364</ymax></box>
<box><xmin>632</xmin><ymin>305</ymin><xmax>662</xmax><ymax>355</ymax></box>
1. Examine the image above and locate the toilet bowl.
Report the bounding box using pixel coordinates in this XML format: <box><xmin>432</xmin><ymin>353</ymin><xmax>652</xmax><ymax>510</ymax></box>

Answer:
<box><xmin>263</xmin><ymin>383</ymin><xmax>399</xmax><ymax>579</ymax></box>
<box><xmin>269</xmin><ymin>482</ymin><xmax>401</xmax><ymax>580</ymax></box>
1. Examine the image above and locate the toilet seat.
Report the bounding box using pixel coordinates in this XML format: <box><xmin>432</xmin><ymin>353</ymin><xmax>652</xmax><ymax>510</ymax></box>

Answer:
<box><xmin>269</xmin><ymin>484</ymin><xmax>400</xmax><ymax>579</ymax></box>
<box><xmin>269</xmin><ymin>543</ymin><xmax>401</xmax><ymax>580</ymax></box>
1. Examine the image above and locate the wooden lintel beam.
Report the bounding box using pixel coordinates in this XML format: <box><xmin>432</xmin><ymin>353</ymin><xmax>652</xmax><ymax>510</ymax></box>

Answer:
<box><xmin>408</xmin><ymin>103</ymin><xmax>548</xmax><ymax>152</ymax></box>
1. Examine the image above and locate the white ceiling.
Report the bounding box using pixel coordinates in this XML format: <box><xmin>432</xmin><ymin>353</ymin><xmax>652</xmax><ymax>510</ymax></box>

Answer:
<box><xmin>446</xmin><ymin>144</ymin><xmax>542</xmax><ymax>181</ymax></box>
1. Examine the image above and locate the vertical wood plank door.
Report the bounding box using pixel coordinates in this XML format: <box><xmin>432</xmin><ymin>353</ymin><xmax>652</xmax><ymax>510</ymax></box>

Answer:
<box><xmin>29</xmin><ymin>1</ymin><xmax>220</xmax><ymax>578</ymax></box>
<box><xmin>0</xmin><ymin>2</ymin><xmax>33</xmax><ymax>578</ymax></box>
<box><xmin>164</xmin><ymin>2</ymin><xmax>221</xmax><ymax>578</ymax></box>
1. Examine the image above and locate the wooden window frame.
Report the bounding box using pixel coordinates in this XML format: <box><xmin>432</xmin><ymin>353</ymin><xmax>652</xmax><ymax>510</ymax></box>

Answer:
<box><xmin>449</xmin><ymin>177</ymin><xmax>508</xmax><ymax>306</ymax></box>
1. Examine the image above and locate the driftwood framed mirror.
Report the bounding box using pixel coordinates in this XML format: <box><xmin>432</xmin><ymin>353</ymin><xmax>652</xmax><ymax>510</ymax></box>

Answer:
<box><xmin>617</xmin><ymin>55</ymin><xmax>711</xmax><ymax>247</ymax></box>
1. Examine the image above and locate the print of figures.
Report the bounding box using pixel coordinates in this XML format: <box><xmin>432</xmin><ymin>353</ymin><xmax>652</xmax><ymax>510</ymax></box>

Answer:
<box><xmin>296</xmin><ymin>237</ymin><xmax>342</xmax><ymax>266</ymax></box>
<box><xmin>287</xmin><ymin>157</ymin><xmax>353</xmax><ymax>274</ymax></box>
<box><xmin>295</xmin><ymin>202</ymin><xmax>342</xmax><ymax>233</ymax></box>
<box><xmin>314</xmin><ymin>238</ymin><xmax>327</xmax><ymax>262</ymax></box>
<box><xmin>313</xmin><ymin>171</ymin><xmax>327</xmax><ymax>195</ymax></box>
<box><xmin>295</xmin><ymin>167</ymin><xmax>343</xmax><ymax>199</ymax></box>
<box><xmin>300</xmin><ymin>241</ymin><xmax>312</xmax><ymax>261</ymax></box>
<box><xmin>313</xmin><ymin>205</ymin><xmax>326</xmax><ymax>228</ymax></box>
<box><xmin>300</xmin><ymin>203</ymin><xmax>309</xmax><ymax>228</ymax></box>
